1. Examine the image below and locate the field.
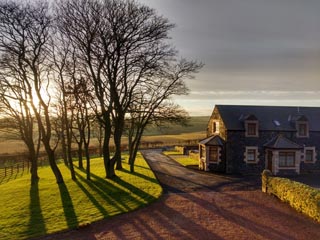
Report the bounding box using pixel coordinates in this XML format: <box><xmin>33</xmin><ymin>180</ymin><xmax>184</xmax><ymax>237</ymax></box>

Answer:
<box><xmin>0</xmin><ymin>116</ymin><xmax>209</xmax><ymax>155</ymax></box>
<box><xmin>0</xmin><ymin>153</ymin><xmax>162</xmax><ymax>240</ymax></box>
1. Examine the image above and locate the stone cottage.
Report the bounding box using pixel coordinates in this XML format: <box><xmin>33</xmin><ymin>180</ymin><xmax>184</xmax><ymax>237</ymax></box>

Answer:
<box><xmin>199</xmin><ymin>105</ymin><xmax>320</xmax><ymax>175</ymax></box>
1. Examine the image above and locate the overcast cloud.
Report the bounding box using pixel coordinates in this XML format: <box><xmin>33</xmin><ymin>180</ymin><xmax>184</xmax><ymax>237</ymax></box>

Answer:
<box><xmin>139</xmin><ymin>0</ymin><xmax>320</xmax><ymax>115</ymax></box>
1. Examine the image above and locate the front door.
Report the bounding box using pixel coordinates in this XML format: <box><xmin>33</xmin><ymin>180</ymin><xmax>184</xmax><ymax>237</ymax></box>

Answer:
<box><xmin>267</xmin><ymin>151</ymin><xmax>273</xmax><ymax>172</ymax></box>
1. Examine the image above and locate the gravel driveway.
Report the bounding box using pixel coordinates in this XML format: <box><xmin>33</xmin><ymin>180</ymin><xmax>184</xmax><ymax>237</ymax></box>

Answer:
<box><xmin>39</xmin><ymin>149</ymin><xmax>320</xmax><ymax>240</ymax></box>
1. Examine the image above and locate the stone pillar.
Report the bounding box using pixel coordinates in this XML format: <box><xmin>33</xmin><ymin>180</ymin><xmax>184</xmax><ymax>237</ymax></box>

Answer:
<box><xmin>261</xmin><ymin>169</ymin><xmax>272</xmax><ymax>193</ymax></box>
<box><xmin>205</xmin><ymin>147</ymin><xmax>209</xmax><ymax>171</ymax></box>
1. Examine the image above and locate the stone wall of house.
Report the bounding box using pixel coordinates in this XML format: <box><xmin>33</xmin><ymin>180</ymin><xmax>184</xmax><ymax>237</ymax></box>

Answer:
<box><xmin>225</xmin><ymin>130</ymin><xmax>320</xmax><ymax>175</ymax></box>
<box><xmin>207</xmin><ymin>107</ymin><xmax>227</xmax><ymax>140</ymax></box>
<box><xmin>297</xmin><ymin>131</ymin><xmax>320</xmax><ymax>173</ymax></box>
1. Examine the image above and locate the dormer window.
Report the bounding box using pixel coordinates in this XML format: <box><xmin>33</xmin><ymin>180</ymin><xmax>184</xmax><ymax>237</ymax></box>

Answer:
<box><xmin>296</xmin><ymin>122</ymin><xmax>308</xmax><ymax>138</ymax></box>
<box><xmin>245</xmin><ymin>121</ymin><xmax>259</xmax><ymax>137</ymax></box>
<box><xmin>247</xmin><ymin>123</ymin><xmax>257</xmax><ymax>135</ymax></box>
<box><xmin>298</xmin><ymin>123</ymin><xmax>307</xmax><ymax>137</ymax></box>
<box><xmin>295</xmin><ymin>115</ymin><xmax>309</xmax><ymax>138</ymax></box>
<box><xmin>244</xmin><ymin>114</ymin><xmax>259</xmax><ymax>137</ymax></box>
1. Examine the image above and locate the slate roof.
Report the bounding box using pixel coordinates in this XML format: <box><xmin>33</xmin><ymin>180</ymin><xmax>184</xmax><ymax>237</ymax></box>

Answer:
<box><xmin>199</xmin><ymin>135</ymin><xmax>224</xmax><ymax>146</ymax></box>
<box><xmin>264</xmin><ymin>135</ymin><xmax>302</xmax><ymax>149</ymax></box>
<box><xmin>215</xmin><ymin>105</ymin><xmax>320</xmax><ymax>131</ymax></box>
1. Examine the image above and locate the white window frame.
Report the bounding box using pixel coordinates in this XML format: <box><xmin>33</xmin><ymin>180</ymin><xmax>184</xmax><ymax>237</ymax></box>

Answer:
<box><xmin>303</xmin><ymin>147</ymin><xmax>316</xmax><ymax>163</ymax></box>
<box><xmin>244</xmin><ymin>146</ymin><xmax>259</xmax><ymax>164</ymax></box>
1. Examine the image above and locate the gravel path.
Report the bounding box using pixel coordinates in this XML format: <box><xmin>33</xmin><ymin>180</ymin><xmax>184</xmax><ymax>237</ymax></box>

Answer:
<box><xmin>39</xmin><ymin>149</ymin><xmax>320</xmax><ymax>240</ymax></box>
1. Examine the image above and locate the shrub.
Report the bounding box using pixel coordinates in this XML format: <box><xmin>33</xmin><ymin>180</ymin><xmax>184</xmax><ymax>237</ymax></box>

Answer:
<box><xmin>266</xmin><ymin>176</ymin><xmax>320</xmax><ymax>223</ymax></box>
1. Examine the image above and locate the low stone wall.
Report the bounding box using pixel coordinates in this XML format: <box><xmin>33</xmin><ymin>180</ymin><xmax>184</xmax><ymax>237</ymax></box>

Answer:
<box><xmin>174</xmin><ymin>145</ymin><xmax>198</xmax><ymax>155</ymax></box>
<box><xmin>262</xmin><ymin>169</ymin><xmax>320</xmax><ymax>223</ymax></box>
<box><xmin>189</xmin><ymin>152</ymin><xmax>199</xmax><ymax>161</ymax></box>
<box><xmin>174</xmin><ymin>146</ymin><xmax>185</xmax><ymax>154</ymax></box>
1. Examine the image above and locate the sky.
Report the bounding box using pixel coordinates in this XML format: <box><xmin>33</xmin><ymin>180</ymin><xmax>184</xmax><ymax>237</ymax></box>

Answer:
<box><xmin>139</xmin><ymin>0</ymin><xmax>320</xmax><ymax>115</ymax></box>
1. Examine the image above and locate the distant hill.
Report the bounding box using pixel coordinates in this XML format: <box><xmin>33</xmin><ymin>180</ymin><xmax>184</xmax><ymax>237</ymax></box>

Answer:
<box><xmin>143</xmin><ymin>116</ymin><xmax>210</xmax><ymax>136</ymax></box>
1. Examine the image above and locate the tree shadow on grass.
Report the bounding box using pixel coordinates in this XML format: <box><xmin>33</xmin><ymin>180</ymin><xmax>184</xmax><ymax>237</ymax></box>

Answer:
<box><xmin>26</xmin><ymin>181</ymin><xmax>47</xmax><ymax>237</ymax></box>
<box><xmin>89</xmin><ymin>172</ymin><xmax>150</xmax><ymax>209</ymax></box>
<box><xmin>118</xmin><ymin>168</ymin><xmax>158</xmax><ymax>184</ymax></box>
<box><xmin>0</xmin><ymin>170</ymin><xmax>25</xmax><ymax>185</ymax></box>
<box><xmin>74</xmin><ymin>171</ymin><xmax>128</xmax><ymax>214</ymax></box>
<box><xmin>58</xmin><ymin>183</ymin><xmax>79</xmax><ymax>229</ymax></box>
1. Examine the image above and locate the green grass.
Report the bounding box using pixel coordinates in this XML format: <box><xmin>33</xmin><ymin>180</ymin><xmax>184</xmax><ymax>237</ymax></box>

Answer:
<box><xmin>0</xmin><ymin>153</ymin><xmax>162</xmax><ymax>240</ymax></box>
<box><xmin>163</xmin><ymin>151</ymin><xmax>198</xmax><ymax>167</ymax></box>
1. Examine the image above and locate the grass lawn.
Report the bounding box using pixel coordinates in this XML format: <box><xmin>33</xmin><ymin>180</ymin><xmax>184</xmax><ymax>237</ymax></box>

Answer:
<box><xmin>0</xmin><ymin>153</ymin><xmax>162</xmax><ymax>240</ymax></box>
<box><xmin>163</xmin><ymin>151</ymin><xmax>199</xmax><ymax>167</ymax></box>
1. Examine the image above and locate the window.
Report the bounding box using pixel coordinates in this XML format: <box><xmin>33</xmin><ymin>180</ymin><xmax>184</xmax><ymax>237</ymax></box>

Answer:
<box><xmin>305</xmin><ymin>150</ymin><xmax>313</xmax><ymax>162</ymax></box>
<box><xmin>209</xmin><ymin>147</ymin><xmax>218</xmax><ymax>163</ymax></box>
<box><xmin>279</xmin><ymin>152</ymin><xmax>295</xmax><ymax>167</ymax></box>
<box><xmin>247</xmin><ymin>149</ymin><xmax>256</xmax><ymax>162</ymax></box>
<box><xmin>298</xmin><ymin>123</ymin><xmax>307</xmax><ymax>137</ymax></box>
<box><xmin>296</xmin><ymin>122</ymin><xmax>309</xmax><ymax>138</ymax></box>
<box><xmin>244</xmin><ymin>147</ymin><xmax>259</xmax><ymax>163</ymax></box>
<box><xmin>247</xmin><ymin>123</ymin><xmax>256</xmax><ymax>135</ymax></box>
<box><xmin>304</xmin><ymin>147</ymin><xmax>316</xmax><ymax>163</ymax></box>
<box><xmin>245</xmin><ymin>121</ymin><xmax>258</xmax><ymax>137</ymax></box>
<box><xmin>212</xmin><ymin>121</ymin><xmax>219</xmax><ymax>134</ymax></box>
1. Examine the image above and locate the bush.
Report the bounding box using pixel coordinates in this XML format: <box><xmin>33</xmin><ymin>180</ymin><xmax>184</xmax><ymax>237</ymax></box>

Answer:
<box><xmin>266</xmin><ymin>176</ymin><xmax>320</xmax><ymax>223</ymax></box>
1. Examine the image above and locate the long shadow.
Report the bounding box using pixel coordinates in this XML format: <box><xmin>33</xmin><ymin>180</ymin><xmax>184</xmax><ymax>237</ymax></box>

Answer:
<box><xmin>0</xmin><ymin>170</ymin><xmax>24</xmax><ymax>185</ymax></box>
<box><xmin>111</xmin><ymin>174</ymin><xmax>157</xmax><ymax>203</ymax></box>
<box><xmin>26</xmin><ymin>181</ymin><xmax>47</xmax><ymax>237</ymax></box>
<box><xmin>119</xmin><ymin>168</ymin><xmax>158</xmax><ymax>184</ymax></box>
<box><xmin>178</xmin><ymin>191</ymin><xmax>301</xmax><ymax>240</ymax></box>
<box><xmin>74</xmin><ymin>171</ymin><xmax>129</xmax><ymax>213</ymax></box>
<box><xmin>58</xmin><ymin>183</ymin><xmax>79</xmax><ymax>229</ymax></box>
<box><xmin>74</xmin><ymin>177</ymin><xmax>109</xmax><ymax>217</ymax></box>
<box><xmin>90</xmin><ymin>172</ymin><xmax>155</xmax><ymax>206</ymax></box>
<box><xmin>153</xmin><ymin>201</ymin><xmax>224</xmax><ymax>239</ymax></box>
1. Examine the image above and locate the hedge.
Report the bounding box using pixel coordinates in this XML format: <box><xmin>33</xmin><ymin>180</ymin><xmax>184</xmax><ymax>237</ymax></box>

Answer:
<box><xmin>263</xmin><ymin>171</ymin><xmax>320</xmax><ymax>223</ymax></box>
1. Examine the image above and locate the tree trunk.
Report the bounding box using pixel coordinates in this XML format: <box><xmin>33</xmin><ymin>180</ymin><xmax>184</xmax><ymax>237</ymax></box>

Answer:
<box><xmin>114</xmin><ymin>126</ymin><xmax>123</xmax><ymax>170</ymax></box>
<box><xmin>103</xmin><ymin>118</ymin><xmax>116</xmax><ymax>178</ymax></box>
<box><xmin>46</xmin><ymin>147</ymin><xmax>64</xmax><ymax>184</ymax></box>
<box><xmin>60</xmin><ymin>126</ymin><xmax>68</xmax><ymax>166</ymax></box>
<box><xmin>84</xmin><ymin>142</ymin><xmax>90</xmax><ymax>180</ymax></box>
<box><xmin>128</xmin><ymin>126</ymin><xmax>145</xmax><ymax>173</ymax></box>
<box><xmin>113</xmin><ymin>115</ymin><xmax>124</xmax><ymax>170</ymax></box>
<box><xmin>77</xmin><ymin>142</ymin><xmax>84</xmax><ymax>169</ymax></box>
<box><xmin>98</xmin><ymin>125</ymin><xmax>103</xmax><ymax>157</ymax></box>
<box><xmin>68</xmin><ymin>154</ymin><xmax>76</xmax><ymax>181</ymax></box>
<box><xmin>129</xmin><ymin>135</ymin><xmax>142</xmax><ymax>173</ymax></box>
<box><xmin>29</xmin><ymin>147</ymin><xmax>39</xmax><ymax>184</ymax></box>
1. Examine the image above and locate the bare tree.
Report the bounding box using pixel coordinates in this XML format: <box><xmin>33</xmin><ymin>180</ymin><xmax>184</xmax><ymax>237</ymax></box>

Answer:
<box><xmin>0</xmin><ymin>0</ymin><xmax>64</xmax><ymax>184</ymax></box>
<box><xmin>127</xmin><ymin>59</ymin><xmax>202</xmax><ymax>172</ymax></box>
<box><xmin>0</xmin><ymin>77</ymin><xmax>41</xmax><ymax>184</ymax></box>
<box><xmin>69</xmin><ymin>77</ymin><xmax>93</xmax><ymax>179</ymax></box>
<box><xmin>56</xmin><ymin>0</ymin><xmax>184</xmax><ymax>178</ymax></box>
<box><xmin>51</xmin><ymin>35</ymin><xmax>77</xmax><ymax>180</ymax></box>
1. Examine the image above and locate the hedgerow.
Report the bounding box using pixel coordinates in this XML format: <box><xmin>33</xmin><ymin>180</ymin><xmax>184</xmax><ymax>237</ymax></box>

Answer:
<box><xmin>266</xmin><ymin>176</ymin><xmax>320</xmax><ymax>223</ymax></box>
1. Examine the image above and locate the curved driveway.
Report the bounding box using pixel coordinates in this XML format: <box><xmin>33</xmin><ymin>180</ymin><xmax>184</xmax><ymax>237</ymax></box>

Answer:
<box><xmin>41</xmin><ymin>149</ymin><xmax>320</xmax><ymax>240</ymax></box>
